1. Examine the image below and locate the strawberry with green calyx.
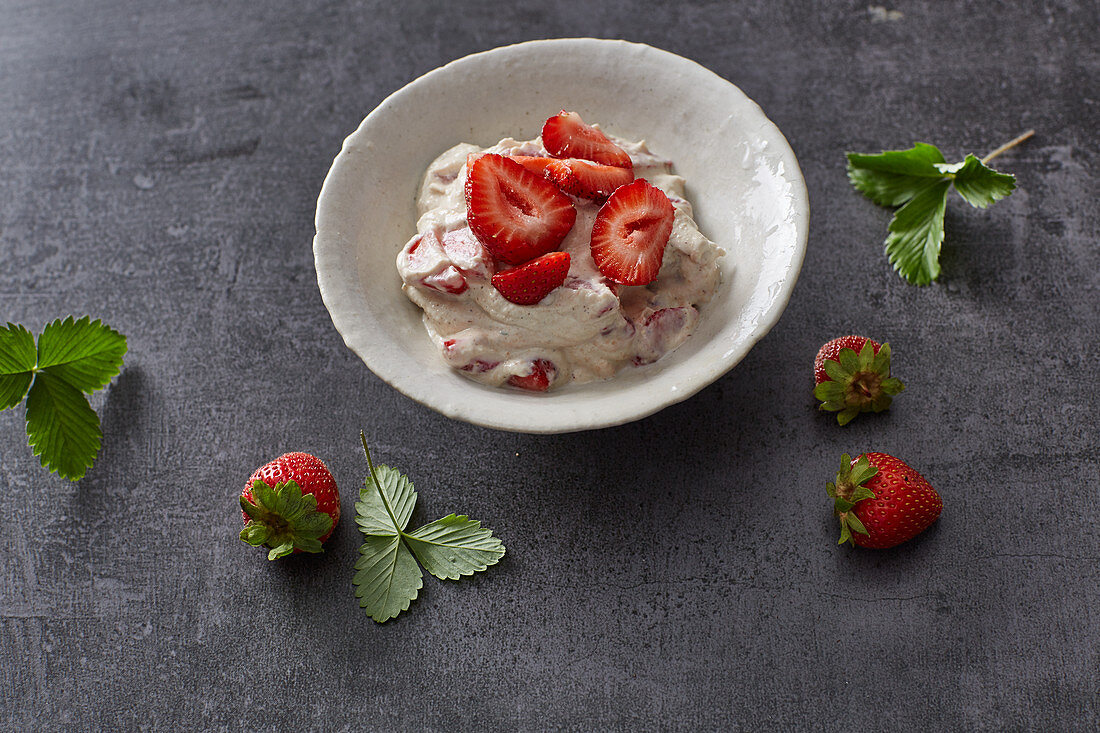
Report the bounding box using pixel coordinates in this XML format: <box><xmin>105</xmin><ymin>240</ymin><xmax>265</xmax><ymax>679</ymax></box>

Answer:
<box><xmin>827</xmin><ymin>452</ymin><xmax>942</xmax><ymax>549</ymax></box>
<box><xmin>239</xmin><ymin>452</ymin><xmax>341</xmax><ymax>560</ymax></box>
<box><xmin>813</xmin><ymin>336</ymin><xmax>904</xmax><ymax>425</ymax></box>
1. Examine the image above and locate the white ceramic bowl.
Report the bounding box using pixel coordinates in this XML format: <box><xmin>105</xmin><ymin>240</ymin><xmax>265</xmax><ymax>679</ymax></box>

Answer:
<box><xmin>314</xmin><ymin>38</ymin><xmax>808</xmax><ymax>433</ymax></box>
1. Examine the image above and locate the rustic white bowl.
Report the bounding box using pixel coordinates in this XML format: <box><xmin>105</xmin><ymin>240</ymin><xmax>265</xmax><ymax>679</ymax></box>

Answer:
<box><xmin>314</xmin><ymin>38</ymin><xmax>808</xmax><ymax>433</ymax></box>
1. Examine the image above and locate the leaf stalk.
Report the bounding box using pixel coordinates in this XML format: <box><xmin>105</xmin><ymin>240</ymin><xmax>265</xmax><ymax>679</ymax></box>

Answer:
<box><xmin>360</xmin><ymin>430</ymin><xmax>404</xmax><ymax>534</ymax></box>
<box><xmin>983</xmin><ymin>129</ymin><xmax>1035</xmax><ymax>164</ymax></box>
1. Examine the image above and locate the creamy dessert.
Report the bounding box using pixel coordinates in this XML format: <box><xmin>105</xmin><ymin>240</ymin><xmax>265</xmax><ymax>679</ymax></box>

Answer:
<box><xmin>396</xmin><ymin>111</ymin><xmax>724</xmax><ymax>391</ymax></box>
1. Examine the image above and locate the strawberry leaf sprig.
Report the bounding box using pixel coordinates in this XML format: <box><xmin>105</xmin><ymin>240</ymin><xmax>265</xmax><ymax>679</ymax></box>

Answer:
<box><xmin>0</xmin><ymin>317</ymin><xmax>127</xmax><ymax>480</ymax></box>
<box><xmin>846</xmin><ymin>130</ymin><xmax>1033</xmax><ymax>285</ymax></box>
<box><xmin>353</xmin><ymin>432</ymin><xmax>505</xmax><ymax>622</ymax></box>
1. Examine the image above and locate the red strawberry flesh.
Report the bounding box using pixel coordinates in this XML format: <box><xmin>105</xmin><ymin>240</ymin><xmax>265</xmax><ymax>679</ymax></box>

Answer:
<box><xmin>508</xmin><ymin>155</ymin><xmax>556</xmax><ymax>176</ymax></box>
<box><xmin>542</xmin><ymin>110</ymin><xmax>632</xmax><ymax>168</ymax></box>
<box><xmin>491</xmin><ymin>251</ymin><xmax>571</xmax><ymax>305</ymax></box>
<box><xmin>545</xmin><ymin>158</ymin><xmax>634</xmax><ymax>201</ymax></box>
<box><xmin>465</xmin><ymin>153</ymin><xmax>576</xmax><ymax>265</ymax></box>
<box><xmin>441</xmin><ymin>227</ymin><xmax>495</xmax><ymax>279</ymax></box>
<box><xmin>589</xmin><ymin>178</ymin><xmax>675</xmax><ymax>286</ymax></box>
<box><xmin>507</xmin><ymin>358</ymin><xmax>556</xmax><ymax>392</ymax></box>
<box><xmin>420</xmin><ymin>265</ymin><xmax>468</xmax><ymax>294</ymax></box>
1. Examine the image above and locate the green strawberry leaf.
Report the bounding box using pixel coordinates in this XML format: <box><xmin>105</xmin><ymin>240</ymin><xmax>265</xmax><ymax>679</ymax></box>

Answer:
<box><xmin>836</xmin><ymin>406</ymin><xmax>860</xmax><ymax>426</ymax></box>
<box><xmin>813</xmin><ymin>381</ymin><xmax>845</xmax><ymax>402</ymax></box>
<box><xmin>405</xmin><ymin>514</ymin><xmax>506</xmax><ymax>581</ymax></box>
<box><xmin>354</xmin><ymin>534</ymin><xmax>423</xmax><ymax>623</ymax></box>
<box><xmin>1</xmin><ymin>317</ymin><xmax>127</xmax><ymax>480</ymax></box>
<box><xmin>829</xmin><ymin>454</ymin><xmax>878</xmax><ymax>546</ymax></box>
<box><xmin>36</xmin><ymin>316</ymin><xmax>127</xmax><ymax>393</ymax></box>
<box><xmin>25</xmin><ymin>371</ymin><xmax>102</xmax><ymax>481</ymax></box>
<box><xmin>822</xmin><ymin>359</ymin><xmax>849</xmax><ymax>384</ymax></box>
<box><xmin>0</xmin><ymin>323</ymin><xmax>36</xmax><ymax>410</ymax></box>
<box><xmin>353</xmin><ymin>433</ymin><xmax>505</xmax><ymax>622</ymax></box>
<box><xmin>846</xmin><ymin>143</ymin><xmax>946</xmax><ymax>207</ymax></box>
<box><xmin>356</xmin><ymin>463</ymin><xmax>416</xmax><ymax>536</ymax></box>
<box><xmin>946</xmin><ymin>154</ymin><xmax>1017</xmax><ymax>209</ymax></box>
<box><xmin>881</xmin><ymin>377</ymin><xmax>905</xmax><ymax>394</ymax></box>
<box><xmin>837</xmin><ymin>346</ymin><xmax>862</xmax><ymax>375</ymax></box>
<box><xmin>846</xmin><ymin>512</ymin><xmax>869</xmax><ymax>537</ymax></box>
<box><xmin>849</xmin><ymin>455</ymin><xmax>878</xmax><ymax>485</ymax></box>
<box><xmin>883</xmin><ymin>179</ymin><xmax>952</xmax><ymax>285</ymax></box>
<box><xmin>871</xmin><ymin>342</ymin><xmax>892</xmax><ymax>374</ymax></box>
<box><xmin>847</xmin><ymin>134</ymin><xmax>1028</xmax><ymax>284</ymax></box>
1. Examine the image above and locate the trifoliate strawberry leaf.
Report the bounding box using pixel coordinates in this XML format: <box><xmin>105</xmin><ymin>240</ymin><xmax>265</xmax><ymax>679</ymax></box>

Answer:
<box><xmin>25</xmin><ymin>371</ymin><xmax>102</xmax><ymax>481</ymax></box>
<box><xmin>847</xmin><ymin>132</ymin><xmax>1031</xmax><ymax>285</ymax></box>
<box><xmin>353</xmin><ymin>432</ymin><xmax>505</xmax><ymax>623</ymax></box>
<box><xmin>0</xmin><ymin>323</ymin><xmax>36</xmax><ymax>410</ymax></box>
<box><xmin>0</xmin><ymin>317</ymin><xmax>127</xmax><ymax>480</ymax></box>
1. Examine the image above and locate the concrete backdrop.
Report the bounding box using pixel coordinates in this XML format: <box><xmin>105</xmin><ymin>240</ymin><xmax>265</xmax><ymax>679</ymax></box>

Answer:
<box><xmin>1</xmin><ymin>1</ymin><xmax>1097</xmax><ymax>730</ymax></box>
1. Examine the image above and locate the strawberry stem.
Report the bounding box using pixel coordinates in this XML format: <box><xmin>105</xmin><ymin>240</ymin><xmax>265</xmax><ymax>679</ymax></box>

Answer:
<box><xmin>361</xmin><ymin>430</ymin><xmax>403</xmax><ymax>534</ymax></box>
<box><xmin>982</xmin><ymin>130</ymin><xmax>1035</xmax><ymax>164</ymax></box>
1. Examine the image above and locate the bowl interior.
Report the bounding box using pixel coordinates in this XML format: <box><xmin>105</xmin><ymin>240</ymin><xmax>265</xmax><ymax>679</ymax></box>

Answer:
<box><xmin>314</xmin><ymin>39</ymin><xmax>808</xmax><ymax>433</ymax></box>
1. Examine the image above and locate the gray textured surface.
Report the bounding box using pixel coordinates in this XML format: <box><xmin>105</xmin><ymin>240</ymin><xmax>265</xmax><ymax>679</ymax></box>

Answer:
<box><xmin>1</xmin><ymin>1</ymin><xmax>1098</xmax><ymax>730</ymax></box>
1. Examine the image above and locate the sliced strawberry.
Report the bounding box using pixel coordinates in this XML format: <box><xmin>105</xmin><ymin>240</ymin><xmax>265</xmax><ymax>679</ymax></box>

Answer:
<box><xmin>399</xmin><ymin>231</ymin><xmax>447</xmax><ymax>273</ymax></box>
<box><xmin>465</xmin><ymin>153</ymin><xmax>577</xmax><ymax>265</ymax></box>
<box><xmin>631</xmin><ymin>306</ymin><xmax>698</xmax><ymax>365</ymax></box>
<box><xmin>490</xmin><ymin>251</ymin><xmax>570</xmax><ymax>305</ymax></box>
<box><xmin>545</xmin><ymin>159</ymin><xmax>634</xmax><ymax>201</ymax></box>
<box><xmin>589</xmin><ymin>179</ymin><xmax>675</xmax><ymax>286</ymax></box>
<box><xmin>541</xmin><ymin>111</ymin><xmax>632</xmax><ymax>168</ymax></box>
<box><xmin>508</xmin><ymin>155</ymin><xmax>556</xmax><ymax>176</ymax></box>
<box><xmin>420</xmin><ymin>265</ymin><xmax>467</xmax><ymax>294</ymax></box>
<box><xmin>441</xmin><ymin>227</ymin><xmax>495</xmax><ymax>279</ymax></box>
<box><xmin>461</xmin><ymin>359</ymin><xmax>500</xmax><ymax>374</ymax></box>
<box><xmin>507</xmin><ymin>359</ymin><xmax>556</xmax><ymax>392</ymax></box>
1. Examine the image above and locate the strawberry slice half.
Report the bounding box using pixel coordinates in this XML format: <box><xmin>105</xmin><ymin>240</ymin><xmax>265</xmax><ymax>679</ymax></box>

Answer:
<box><xmin>541</xmin><ymin>111</ymin><xmax>632</xmax><ymax>168</ymax></box>
<box><xmin>545</xmin><ymin>159</ymin><xmax>634</xmax><ymax>201</ymax></box>
<box><xmin>465</xmin><ymin>153</ymin><xmax>577</xmax><ymax>265</ymax></box>
<box><xmin>589</xmin><ymin>179</ymin><xmax>675</xmax><ymax>286</ymax></box>
<box><xmin>490</xmin><ymin>251</ymin><xmax>571</xmax><ymax>305</ymax></box>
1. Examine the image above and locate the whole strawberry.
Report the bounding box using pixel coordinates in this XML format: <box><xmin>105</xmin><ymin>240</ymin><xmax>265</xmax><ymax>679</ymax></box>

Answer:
<box><xmin>239</xmin><ymin>452</ymin><xmax>341</xmax><ymax>560</ymax></box>
<box><xmin>814</xmin><ymin>335</ymin><xmax>904</xmax><ymax>425</ymax></box>
<box><xmin>826</xmin><ymin>452</ymin><xmax>942</xmax><ymax>548</ymax></box>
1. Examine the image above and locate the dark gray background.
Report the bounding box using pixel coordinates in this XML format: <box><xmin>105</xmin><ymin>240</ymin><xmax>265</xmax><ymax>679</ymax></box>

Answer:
<box><xmin>2</xmin><ymin>1</ymin><xmax>1097</xmax><ymax>730</ymax></box>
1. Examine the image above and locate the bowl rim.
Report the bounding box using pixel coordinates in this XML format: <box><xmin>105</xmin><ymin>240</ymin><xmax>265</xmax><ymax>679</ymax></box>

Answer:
<box><xmin>314</xmin><ymin>38</ymin><xmax>809</xmax><ymax>434</ymax></box>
